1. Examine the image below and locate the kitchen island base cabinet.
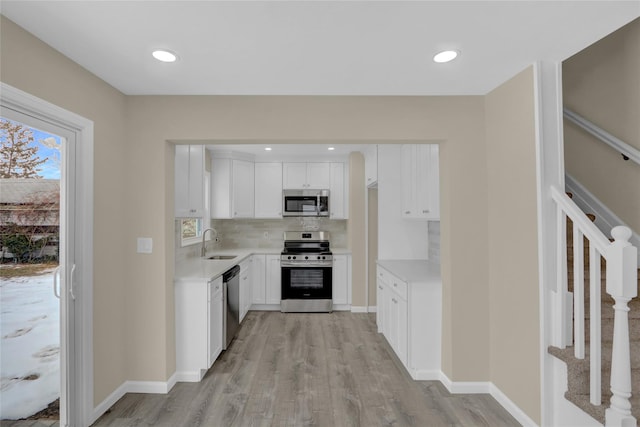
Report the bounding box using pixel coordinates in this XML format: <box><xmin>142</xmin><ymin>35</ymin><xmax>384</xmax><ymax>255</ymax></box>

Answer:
<box><xmin>175</xmin><ymin>276</ymin><xmax>223</xmax><ymax>382</ymax></box>
<box><xmin>377</xmin><ymin>262</ymin><xmax>442</xmax><ymax>380</ymax></box>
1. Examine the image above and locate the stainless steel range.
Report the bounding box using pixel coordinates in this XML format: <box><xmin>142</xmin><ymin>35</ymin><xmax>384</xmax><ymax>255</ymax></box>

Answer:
<box><xmin>281</xmin><ymin>231</ymin><xmax>333</xmax><ymax>313</ymax></box>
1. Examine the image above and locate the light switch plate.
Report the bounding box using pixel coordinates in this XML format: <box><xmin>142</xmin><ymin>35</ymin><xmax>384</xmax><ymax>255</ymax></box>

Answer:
<box><xmin>137</xmin><ymin>237</ymin><xmax>153</xmax><ymax>254</ymax></box>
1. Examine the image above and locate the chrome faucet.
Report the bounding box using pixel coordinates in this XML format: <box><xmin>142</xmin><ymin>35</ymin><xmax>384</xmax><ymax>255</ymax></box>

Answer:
<box><xmin>201</xmin><ymin>228</ymin><xmax>218</xmax><ymax>257</ymax></box>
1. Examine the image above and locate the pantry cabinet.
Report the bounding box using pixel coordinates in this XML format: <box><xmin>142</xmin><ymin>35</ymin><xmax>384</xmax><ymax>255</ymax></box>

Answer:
<box><xmin>400</xmin><ymin>144</ymin><xmax>439</xmax><ymax>220</ymax></box>
<box><xmin>283</xmin><ymin>162</ymin><xmax>331</xmax><ymax>189</ymax></box>
<box><xmin>211</xmin><ymin>157</ymin><xmax>255</xmax><ymax>219</ymax></box>
<box><xmin>254</xmin><ymin>163</ymin><xmax>283</xmax><ymax>218</ymax></box>
<box><xmin>175</xmin><ymin>145</ymin><xmax>206</xmax><ymax>217</ymax></box>
<box><xmin>175</xmin><ymin>275</ymin><xmax>223</xmax><ymax>381</ymax></box>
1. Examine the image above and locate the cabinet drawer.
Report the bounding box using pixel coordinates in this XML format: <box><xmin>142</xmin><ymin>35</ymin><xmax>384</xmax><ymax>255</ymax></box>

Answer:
<box><xmin>389</xmin><ymin>276</ymin><xmax>407</xmax><ymax>300</ymax></box>
<box><xmin>378</xmin><ymin>267</ymin><xmax>407</xmax><ymax>300</ymax></box>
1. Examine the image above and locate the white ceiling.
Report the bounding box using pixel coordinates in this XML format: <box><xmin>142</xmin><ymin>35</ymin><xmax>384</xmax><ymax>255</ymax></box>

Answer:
<box><xmin>2</xmin><ymin>1</ymin><xmax>639</xmax><ymax>96</ymax></box>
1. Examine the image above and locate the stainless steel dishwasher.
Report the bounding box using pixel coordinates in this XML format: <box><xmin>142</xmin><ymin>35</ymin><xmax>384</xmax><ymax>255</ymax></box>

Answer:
<box><xmin>223</xmin><ymin>265</ymin><xmax>241</xmax><ymax>350</ymax></box>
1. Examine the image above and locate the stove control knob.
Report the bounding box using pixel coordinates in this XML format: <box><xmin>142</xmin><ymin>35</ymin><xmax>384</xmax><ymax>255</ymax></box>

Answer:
<box><xmin>292</xmin><ymin>256</ymin><xmax>296</xmax><ymax>260</ymax></box>
<box><xmin>288</xmin><ymin>256</ymin><xmax>291</xmax><ymax>260</ymax></box>
<box><xmin>305</xmin><ymin>256</ymin><xmax>309</xmax><ymax>260</ymax></box>
<box><xmin>322</xmin><ymin>256</ymin><xmax>326</xmax><ymax>260</ymax></box>
<box><xmin>317</xmin><ymin>256</ymin><xmax>321</xmax><ymax>260</ymax></box>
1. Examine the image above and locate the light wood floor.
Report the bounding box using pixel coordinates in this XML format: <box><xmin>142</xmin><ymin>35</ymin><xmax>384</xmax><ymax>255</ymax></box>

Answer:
<box><xmin>91</xmin><ymin>311</ymin><xmax>519</xmax><ymax>427</ymax></box>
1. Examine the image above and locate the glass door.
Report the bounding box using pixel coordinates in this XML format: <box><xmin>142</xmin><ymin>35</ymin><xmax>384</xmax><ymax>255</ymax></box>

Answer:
<box><xmin>0</xmin><ymin>111</ymin><xmax>76</xmax><ymax>425</ymax></box>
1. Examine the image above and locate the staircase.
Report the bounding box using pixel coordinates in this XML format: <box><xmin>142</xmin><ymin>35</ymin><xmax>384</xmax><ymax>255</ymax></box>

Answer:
<box><xmin>549</xmin><ymin>193</ymin><xmax>640</xmax><ymax>424</ymax></box>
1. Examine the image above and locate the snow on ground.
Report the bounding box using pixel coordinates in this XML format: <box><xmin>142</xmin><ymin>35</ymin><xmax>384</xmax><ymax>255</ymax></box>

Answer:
<box><xmin>1</xmin><ymin>270</ymin><xmax>59</xmax><ymax>420</ymax></box>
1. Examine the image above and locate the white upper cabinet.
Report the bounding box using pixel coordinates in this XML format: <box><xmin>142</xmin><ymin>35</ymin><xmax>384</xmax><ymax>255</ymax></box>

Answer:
<box><xmin>330</xmin><ymin>162</ymin><xmax>346</xmax><ymax>219</ymax></box>
<box><xmin>364</xmin><ymin>145</ymin><xmax>378</xmax><ymax>187</ymax></box>
<box><xmin>175</xmin><ymin>145</ymin><xmax>205</xmax><ymax>218</ymax></box>
<box><xmin>211</xmin><ymin>155</ymin><xmax>255</xmax><ymax>219</ymax></box>
<box><xmin>283</xmin><ymin>162</ymin><xmax>331</xmax><ymax>189</ymax></box>
<box><xmin>254</xmin><ymin>163</ymin><xmax>283</xmax><ymax>218</ymax></box>
<box><xmin>400</xmin><ymin>144</ymin><xmax>439</xmax><ymax>220</ymax></box>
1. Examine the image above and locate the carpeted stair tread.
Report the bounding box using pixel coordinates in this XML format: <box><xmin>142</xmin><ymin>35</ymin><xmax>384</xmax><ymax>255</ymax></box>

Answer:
<box><xmin>549</xmin><ymin>345</ymin><xmax>640</xmax><ymax>423</ymax></box>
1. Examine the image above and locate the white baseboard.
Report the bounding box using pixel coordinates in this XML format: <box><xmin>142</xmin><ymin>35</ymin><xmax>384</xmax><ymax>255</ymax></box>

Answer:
<box><xmin>89</xmin><ymin>381</ymin><xmax>128</xmax><ymax>425</ymax></box>
<box><xmin>174</xmin><ymin>370</ymin><xmax>205</xmax><ymax>383</ymax></box>
<box><xmin>490</xmin><ymin>383</ymin><xmax>538</xmax><ymax>427</ymax></box>
<box><xmin>90</xmin><ymin>373</ymin><xmax>178</xmax><ymax>424</ymax></box>
<box><xmin>566</xmin><ymin>173</ymin><xmax>640</xmax><ymax>264</ymax></box>
<box><xmin>409</xmin><ymin>368</ymin><xmax>441</xmax><ymax>381</ymax></box>
<box><xmin>367</xmin><ymin>306</ymin><xmax>377</xmax><ymax>313</ymax></box>
<box><xmin>350</xmin><ymin>306</ymin><xmax>368</xmax><ymax>313</ymax></box>
<box><xmin>438</xmin><ymin>371</ymin><xmax>537</xmax><ymax>426</ymax></box>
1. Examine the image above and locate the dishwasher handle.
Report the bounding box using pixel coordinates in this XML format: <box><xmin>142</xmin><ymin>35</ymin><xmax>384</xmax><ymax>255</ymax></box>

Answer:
<box><xmin>223</xmin><ymin>265</ymin><xmax>241</xmax><ymax>283</ymax></box>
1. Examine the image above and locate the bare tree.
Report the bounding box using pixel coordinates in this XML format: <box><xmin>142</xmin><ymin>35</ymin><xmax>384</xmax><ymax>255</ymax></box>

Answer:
<box><xmin>0</xmin><ymin>118</ymin><xmax>47</xmax><ymax>178</ymax></box>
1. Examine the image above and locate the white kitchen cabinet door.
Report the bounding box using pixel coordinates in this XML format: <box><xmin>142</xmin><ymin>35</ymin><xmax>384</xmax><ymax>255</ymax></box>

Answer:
<box><xmin>376</xmin><ymin>279</ymin><xmax>386</xmax><ymax>333</ymax></box>
<box><xmin>329</xmin><ymin>163</ymin><xmax>345</xmax><ymax>219</ymax></box>
<box><xmin>401</xmin><ymin>144</ymin><xmax>439</xmax><ymax>220</ymax></box>
<box><xmin>283</xmin><ymin>162</ymin><xmax>331</xmax><ymax>189</ymax></box>
<box><xmin>254</xmin><ymin>163</ymin><xmax>283</xmax><ymax>218</ymax></box>
<box><xmin>282</xmin><ymin>163</ymin><xmax>308</xmax><ymax>189</ymax></box>
<box><xmin>251</xmin><ymin>255</ymin><xmax>266</xmax><ymax>305</ymax></box>
<box><xmin>265</xmin><ymin>255</ymin><xmax>281</xmax><ymax>304</ymax></box>
<box><xmin>211</xmin><ymin>156</ymin><xmax>255</xmax><ymax>219</ymax></box>
<box><xmin>208</xmin><ymin>277</ymin><xmax>223</xmax><ymax>368</ymax></box>
<box><xmin>306</xmin><ymin>163</ymin><xmax>331</xmax><ymax>188</ymax></box>
<box><xmin>332</xmin><ymin>254</ymin><xmax>349</xmax><ymax>305</ymax></box>
<box><xmin>175</xmin><ymin>144</ymin><xmax>205</xmax><ymax>217</ymax></box>
<box><xmin>364</xmin><ymin>145</ymin><xmax>378</xmax><ymax>187</ymax></box>
<box><xmin>391</xmin><ymin>294</ymin><xmax>408</xmax><ymax>366</ymax></box>
<box><xmin>239</xmin><ymin>259</ymin><xmax>251</xmax><ymax>323</ymax></box>
<box><xmin>232</xmin><ymin>159</ymin><xmax>254</xmax><ymax>218</ymax></box>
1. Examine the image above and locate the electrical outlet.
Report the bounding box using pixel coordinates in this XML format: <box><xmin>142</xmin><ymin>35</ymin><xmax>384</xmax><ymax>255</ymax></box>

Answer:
<box><xmin>263</xmin><ymin>231</ymin><xmax>269</xmax><ymax>239</ymax></box>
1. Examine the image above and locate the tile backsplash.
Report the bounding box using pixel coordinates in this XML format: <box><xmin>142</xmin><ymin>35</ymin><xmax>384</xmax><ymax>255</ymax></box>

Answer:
<box><xmin>176</xmin><ymin>217</ymin><xmax>348</xmax><ymax>262</ymax></box>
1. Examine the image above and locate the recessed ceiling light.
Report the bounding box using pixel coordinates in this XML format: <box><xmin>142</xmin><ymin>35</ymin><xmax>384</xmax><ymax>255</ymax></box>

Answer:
<box><xmin>433</xmin><ymin>50</ymin><xmax>459</xmax><ymax>63</ymax></box>
<box><xmin>328</xmin><ymin>147</ymin><xmax>335</xmax><ymax>151</ymax></box>
<box><xmin>264</xmin><ymin>147</ymin><xmax>272</xmax><ymax>151</ymax></box>
<box><xmin>152</xmin><ymin>50</ymin><xmax>178</xmax><ymax>63</ymax></box>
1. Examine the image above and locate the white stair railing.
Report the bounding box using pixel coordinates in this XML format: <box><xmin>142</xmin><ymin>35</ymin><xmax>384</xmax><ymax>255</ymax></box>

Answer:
<box><xmin>551</xmin><ymin>185</ymin><xmax>638</xmax><ymax>427</ymax></box>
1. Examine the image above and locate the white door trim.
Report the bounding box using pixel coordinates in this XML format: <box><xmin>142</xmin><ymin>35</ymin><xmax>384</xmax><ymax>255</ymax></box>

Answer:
<box><xmin>533</xmin><ymin>61</ymin><xmax>566</xmax><ymax>427</ymax></box>
<box><xmin>1</xmin><ymin>82</ymin><xmax>94</xmax><ymax>427</ymax></box>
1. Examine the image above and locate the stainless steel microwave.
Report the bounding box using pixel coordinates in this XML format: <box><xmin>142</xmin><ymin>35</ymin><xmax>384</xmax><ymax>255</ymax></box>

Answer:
<box><xmin>283</xmin><ymin>189</ymin><xmax>330</xmax><ymax>217</ymax></box>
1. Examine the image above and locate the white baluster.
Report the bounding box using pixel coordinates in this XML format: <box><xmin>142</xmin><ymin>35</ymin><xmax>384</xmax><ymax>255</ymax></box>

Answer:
<box><xmin>574</xmin><ymin>223</ymin><xmax>585</xmax><ymax>359</ymax></box>
<box><xmin>556</xmin><ymin>207</ymin><xmax>570</xmax><ymax>348</ymax></box>
<box><xmin>590</xmin><ymin>245</ymin><xmax>601</xmax><ymax>406</ymax></box>
<box><xmin>605</xmin><ymin>226</ymin><xmax>638</xmax><ymax>427</ymax></box>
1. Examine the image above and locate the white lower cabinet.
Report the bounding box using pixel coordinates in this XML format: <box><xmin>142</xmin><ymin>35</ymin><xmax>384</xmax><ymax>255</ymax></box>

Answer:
<box><xmin>265</xmin><ymin>255</ymin><xmax>281</xmax><ymax>304</ymax></box>
<box><xmin>239</xmin><ymin>258</ymin><xmax>252</xmax><ymax>322</ymax></box>
<box><xmin>208</xmin><ymin>278</ymin><xmax>223</xmax><ymax>368</ymax></box>
<box><xmin>251</xmin><ymin>254</ymin><xmax>266</xmax><ymax>304</ymax></box>
<box><xmin>176</xmin><ymin>276</ymin><xmax>223</xmax><ymax>381</ymax></box>
<box><xmin>376</xmin><ymin>263</ymin><xmax>441</xmax><ymax>379</ymax></box>
<box><xmin>332</xmin><ymin>254</ymin><xmax>351</xmax><ymax>306</ymax></box>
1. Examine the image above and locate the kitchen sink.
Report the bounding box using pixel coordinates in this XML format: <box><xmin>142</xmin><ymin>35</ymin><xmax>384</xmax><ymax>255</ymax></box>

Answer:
<box><xmin>206</xmin><ymin>255</ymin><xmax>237</xmax><ymax>260</ymax></box>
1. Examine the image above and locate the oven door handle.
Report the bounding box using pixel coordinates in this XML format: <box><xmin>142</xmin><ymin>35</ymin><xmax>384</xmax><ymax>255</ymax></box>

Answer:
<box><xmin>281</xmin><ymin>261</ymin><xmax>333</xmax><ymax>268</ymax></box>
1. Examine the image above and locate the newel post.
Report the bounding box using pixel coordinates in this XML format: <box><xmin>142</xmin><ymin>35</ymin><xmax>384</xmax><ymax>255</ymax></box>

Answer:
<box><xmin>605</xmin><ymin>226</ymin><xmax>638</xmax><ymax>427</ymax></box>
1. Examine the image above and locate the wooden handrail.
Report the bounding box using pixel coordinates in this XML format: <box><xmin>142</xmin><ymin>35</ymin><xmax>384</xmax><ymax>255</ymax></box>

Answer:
<box><xmin>550</xmin><ymin>185</ymin><xmax>610</xmax><ymax>254</ymax></box>
<box><xmin>564</xmin><ymin>108</ymin><xmax>640</xmax><ymax>166</ymax></box>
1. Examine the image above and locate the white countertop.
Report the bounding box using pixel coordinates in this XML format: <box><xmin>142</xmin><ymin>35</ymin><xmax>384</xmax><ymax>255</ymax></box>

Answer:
<box><xmin>175</xmin><ymin>247</ymin><xmax>351</xmax><ymax>282</ymax></box>
<box><xmin>376</xmin><ymin>259</ymin><xmax>441</xmax><ymax>285</ymax></box>
<box><xmin>175</xmin><ymin>248</ymin><xmax>279</xmax><ymax>283</ymax></box>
